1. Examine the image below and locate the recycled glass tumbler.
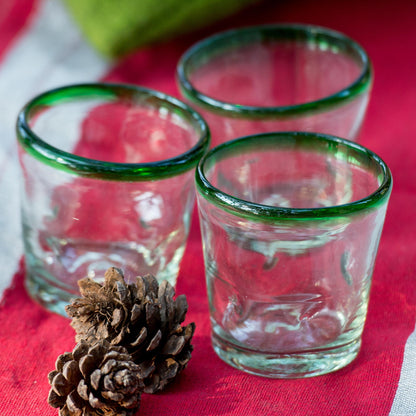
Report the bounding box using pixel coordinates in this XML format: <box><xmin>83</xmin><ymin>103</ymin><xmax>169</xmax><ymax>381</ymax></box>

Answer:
<box><xmin>16</xmin><ymin>83</ymin><xmax>209</xmax><ymax>315</ymax></box>
<box><xmin>177</xmin><ymin>24</ymin><xmax>373</xmax><ymax>148</ymax></box>
<box><xmin>195</xmin><ymin>131</ymin><xmax>392</xmax><ymax>378</ymax></box>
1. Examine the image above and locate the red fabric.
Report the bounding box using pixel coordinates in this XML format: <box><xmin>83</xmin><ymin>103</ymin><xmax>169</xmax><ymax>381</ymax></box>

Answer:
<box><xmin>1</xmin><ymin>0</ymin><xmax>416</xmax><ymax>415</ymax></box>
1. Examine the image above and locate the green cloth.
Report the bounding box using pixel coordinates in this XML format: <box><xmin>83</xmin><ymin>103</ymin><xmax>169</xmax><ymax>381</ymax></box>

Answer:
<box><xmin>63</xmin><ymin>0</ymin><xmax>260</xmax><ymax>58</ymax></box>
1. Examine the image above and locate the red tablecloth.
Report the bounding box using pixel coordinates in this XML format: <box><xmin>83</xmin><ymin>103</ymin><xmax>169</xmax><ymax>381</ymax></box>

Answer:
<box><xmin>0</xmin><ymin>0</ymin><xmax>415</xmax><ymax>415</ymax></box>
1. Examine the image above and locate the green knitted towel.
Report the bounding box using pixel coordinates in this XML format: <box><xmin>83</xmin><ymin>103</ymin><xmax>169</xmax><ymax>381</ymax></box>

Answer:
<box><xmin>63</xmin><ymin>0</ymin><xmax>260</xmax><ymax>58</ymax></box>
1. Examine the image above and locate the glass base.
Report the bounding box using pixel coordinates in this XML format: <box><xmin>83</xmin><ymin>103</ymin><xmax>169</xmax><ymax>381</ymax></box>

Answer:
<box><xmin>25</xmin><ymin>272</ymin><xmax>75</xmax><ymax>316</ymax></box>
<box><xmin>212</xmin><ymin>332</ymin><xmax>361</xmax><ymax>378</ymax></box>
<box><xmin>23</xmin><ymin>241</ymin><xmax>183</xmax><ymax>316</ymax></box>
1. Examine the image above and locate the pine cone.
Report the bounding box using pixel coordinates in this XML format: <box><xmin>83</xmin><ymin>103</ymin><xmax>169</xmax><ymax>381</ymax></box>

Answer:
<box><xmin>48</xmin><ymin>339</ymin><xmax>143</xmax><ymax>416</ymax></box>
<box><xmin>65</xmin><ymin>267</ymin><xmax>195</xmax><ymax>393</ymax></box>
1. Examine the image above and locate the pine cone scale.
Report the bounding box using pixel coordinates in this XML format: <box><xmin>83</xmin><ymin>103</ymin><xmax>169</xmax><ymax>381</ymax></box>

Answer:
<box><xmin>88</xmin><ymin>392</ymin><xmax>104</xmax><ymax>409</ymax></box>
<box><xmin>51</xmin><ymin>372</ymin><xmax>72</xmax><ymax>396</ymax></box>
<box><xmin>130</xmin><ymin>326</ymin><xmax>147</xmax><ymax>347</ymax></box>
<box><xmin>78</xmin><ymin>278</ymin><xmax>102</xmax><ymax>298</ymax></box>
<box><xmin>79</xmin><ymin>354</ymin><xmax>97</xmax><ymax>378</ymax></box>
<box><xmin>66</xmin><ymin>390</ymin><xmax>83</xmax><ymax>415</ymax></box>
<box><xmin>56</xmin><ymin>353</ymin><xmax>73</xmax><ymax>372</ymax></box>
<box><xmin>145</xmin><ymin>302</ymin><xmax>161</xmax><ymax>329</ymax></box>
<box><xmin>48</xmin><ymin>388</ymin><xmax>66</xmax><ymax>408</ymax></box>
<box><xmin>90</xmin><ymin>369</ymin><xmax>101</xmax><ymax>391</ymax></box>
<box><xmin>48</xmin><ymin>370</ymin><xmax>59</xmax><ymax>384</ymax></box>
<box><xmin>76</xmin><ymin>379</ymin><xmax>88</xmax><ymax>400</ymax></box>
<box><xmin>111</xmin><ymin>308</ymin><xmax>124</xmax><ymax>328</ymax></box>
<box><xmin>115</xmin><ymin>280</ymin><xmax>129</xmax><ymax>306</ymax></box>
<box><xmin>146</xmin><ymin>329</ymin><xmax>162</xmax><ymax>351</ymax></box>
<box><xmin>130</xmin><ymin>304</ymin><xmax>142</xmax><ymax>323</ymax></box>
<box><xmin>72</xmin><ymin>341</ymin><xmax>89</xmax><ymax>362</ymax></box>
<box><xmin>136</xmin><ymin>360</ymin><xmax>156</xmax><ymax>378</ymax></box>
<box><xmin>62</xmin><ymin>360</ymin><xmax>81</xmax><ymax>385</ymax></box>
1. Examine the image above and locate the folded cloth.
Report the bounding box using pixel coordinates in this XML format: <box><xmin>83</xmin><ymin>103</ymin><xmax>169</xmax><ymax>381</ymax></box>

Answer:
<box><xmin>62</xmin><ymin>0</ymin><xmax>261</xmax><ymax>57</ymax></box>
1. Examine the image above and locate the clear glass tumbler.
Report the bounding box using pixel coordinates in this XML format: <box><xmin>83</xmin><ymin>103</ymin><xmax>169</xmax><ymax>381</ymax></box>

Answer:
<box><xmin>177</xmin><ymin>24</ymin><xmax>373</xmax><ymax>148</ymax></box>
<box><xmin>195</xmin><ymin>132</ymin><xmax>392</xmax><ymax>378</ymax></box>
<box><xmin>16</xmin><ymin>83</ymin><xmax>209</xmax><ymax>315</ymax></box>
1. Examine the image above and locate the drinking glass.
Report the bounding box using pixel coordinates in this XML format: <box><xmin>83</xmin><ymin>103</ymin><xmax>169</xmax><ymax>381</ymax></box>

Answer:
<box><xmin>16</xmin><ymin>83</ymin><xmax>209</xmax><ymax>315</ymax></box>
<box><xmin>195</xmin><ymin>131</ymin><xmax>392</xmax><ymax>378</ymax></box>
<box><xmin>177</xmin><ymin>24</ymin><xmax>373</xmax><ymax>148</ymax></box>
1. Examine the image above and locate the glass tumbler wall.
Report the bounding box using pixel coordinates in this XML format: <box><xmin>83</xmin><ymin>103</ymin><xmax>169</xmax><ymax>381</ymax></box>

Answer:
<box><xmin>196</xmin><ymin>132</ymin><xmax>392</xmax><ymax>378</ymax></box>
<box><xmin>177</xmin><ymin>24</ymin><xmax>373</xmax><ymax>148</ymax></box>
<box><xmin>17</xmin><ymin>83</ymin><xmax>209</xmax><ymax>315</ymax></box>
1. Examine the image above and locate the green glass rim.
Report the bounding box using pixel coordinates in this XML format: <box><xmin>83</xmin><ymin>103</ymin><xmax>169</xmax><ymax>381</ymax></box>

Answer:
<box><xmin>195</xmin><ymin>132</ymin><xmax>392</xmax><ymax>222</ymax></box>
<box><xmin>177</xmin><ymin>24</ymin><xmax>373</xmax><ymax>119</ymax></box>
<box><xmin>16</xmin><ymin>83</ymin><xmax>210</xmax><ymax>181</ymax></box>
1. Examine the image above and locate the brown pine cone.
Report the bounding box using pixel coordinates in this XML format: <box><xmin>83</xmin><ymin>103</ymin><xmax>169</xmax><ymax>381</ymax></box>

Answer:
<box><xmin>65</xmin><ymin>267</ymin><xmax>195</xmax><ymax>393</ymax></box>
<box><xmin>48</xmin><ymin>339</ymin><xmax>143</xmax><ymax>416</ymax></box>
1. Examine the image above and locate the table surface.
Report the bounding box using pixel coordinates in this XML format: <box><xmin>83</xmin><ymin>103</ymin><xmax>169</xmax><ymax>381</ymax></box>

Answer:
<box><xmin>0</xmin><ymin>0</ymin><xmax>415</xmax><ymax>415</ymax></box>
